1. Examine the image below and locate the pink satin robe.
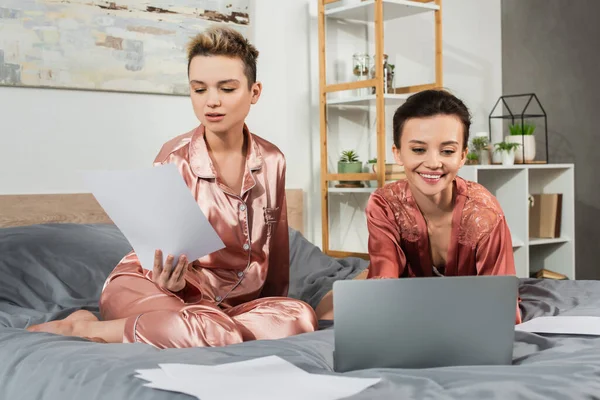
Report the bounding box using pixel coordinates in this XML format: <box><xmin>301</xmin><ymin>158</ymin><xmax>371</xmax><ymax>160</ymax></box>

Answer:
<box><xmin>366</xmin><ymin>177</ymin><xmax>522</xmax><ymax>324</ymax></box>
<box><xmin>99</xmin><ymin>125</ymin><xmax>317</xmax><ymax>348</ymax></box>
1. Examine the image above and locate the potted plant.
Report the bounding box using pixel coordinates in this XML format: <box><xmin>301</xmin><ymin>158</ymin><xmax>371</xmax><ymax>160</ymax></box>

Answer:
<box><xmin>363</xmin><ymin>158</ymin><xmax>377</xmax><ymax>187</ymax></box>
<box><xmin>366</xmin><ymin>158</ymin><xmax>377</xmax><ymax>170</ymax></box>
<box><xmin>338</xmin><ymin>150</ymin><xmax>363</xmax><ymax>186</ymax></box>
<box><xmin>465</xmin><ymin>152</ymin><xmax>479</xmax><ymax>165</ymax></box>
<box><xmin>494</xmin><ymin>141</ymin><xmax>521</xmax><ymax>166</ymax></box>
<box><xmin>471</xmin><ymin>136</ymin><xmax>490</xmax><ymax>165</ymax></box>
<box><xmin>506</xmin><ymin>122</ymin><xmax>535</xmax><ymax>163</ymax></box>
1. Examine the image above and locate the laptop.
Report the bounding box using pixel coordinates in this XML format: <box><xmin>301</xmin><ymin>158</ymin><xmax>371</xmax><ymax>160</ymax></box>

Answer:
<box><xmin>332</xmin><ymin>275</ymin><xmax>518</xmax><ymax>372</ymax></box>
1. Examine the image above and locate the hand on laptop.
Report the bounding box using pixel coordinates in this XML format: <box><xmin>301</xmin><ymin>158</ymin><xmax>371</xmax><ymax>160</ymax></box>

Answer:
<box><xmin>152</xmin><ymin>249</ymin><xmax>189</xmax><ymax>292</ymax></box>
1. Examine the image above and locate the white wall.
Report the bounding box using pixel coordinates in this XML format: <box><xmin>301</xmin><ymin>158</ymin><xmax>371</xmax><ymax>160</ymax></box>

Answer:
<box><xmin>0</xmin><ymin>88</ymin><xmax>196</xmax><ymax>193</ymax></box>
<box><xmin>0</xmin><ymin>0</ymin><xmax>502</xmax><ymax>250</ymax></box>
<box><xmin>442</xmin><ymin>0</ymin><xmax>504</xmax><ymax>144</ymax></box>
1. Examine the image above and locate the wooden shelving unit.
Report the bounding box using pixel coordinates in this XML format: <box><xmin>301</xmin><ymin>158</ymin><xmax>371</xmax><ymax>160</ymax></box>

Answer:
<box><xmin>317</xmin><ymin>0</ymin><xmax>443</xmax><ymax>258</ymax></box>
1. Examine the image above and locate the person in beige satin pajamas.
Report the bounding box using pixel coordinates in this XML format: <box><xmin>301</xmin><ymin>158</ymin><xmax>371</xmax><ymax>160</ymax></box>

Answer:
<box><xmin>27</xmin><ymin>26</ymin><xmax>317</xmax><ymax>348</ymax></box>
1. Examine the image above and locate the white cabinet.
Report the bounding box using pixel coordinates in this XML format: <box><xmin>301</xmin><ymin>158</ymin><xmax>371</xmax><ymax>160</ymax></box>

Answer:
<box><xmin>458</xmin><ymin>164</ymin><xmax>575</xmax><ymax>279</ymax></box>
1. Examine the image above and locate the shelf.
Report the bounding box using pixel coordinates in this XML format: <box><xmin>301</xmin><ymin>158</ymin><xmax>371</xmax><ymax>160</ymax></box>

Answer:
<box><xmin>325</xmin><ymin>0</ymin><xmax>439</xmax><ymax>22</ymax></box>
<box><xmin>529</xmin><ymin>237</ymin><xmax>570</xmax><ymax>246</ymax></box>
<box><xmin>327</xmin><ymin>94</ymin><xmax>410</xmax><ymax>106</ymax></box>
<box><xmin>326</xmin><ymin>172</ymin><xmax>377</xmax><ymax>181</ymax></box>
<box><xmin>325</xmin><ymin>78</ymin><xmax>377</xmax><ymax>93</ymax></box>
<box><xmin>512</xmin><ymin>237</ymin><xmax>525</xmax><ymax>248</ymax></box>
<box><xmin>462</xmin><ymin>164</ymin><xmax>574</xmax><ymax>170</ymax></box>
<box><xmin>318</xmin><ymin>0</ymin><xmax>444</xmax><ymax>260</ymax></box>
<box><xmin>329</xmin><ymin>187</ymin><xmax>377</xmax><ymax>193</ymax></box>
<box><xmin>489</xmin><ymin>114</ymin><xmax>546</xmax><ymax>119</ymax></box>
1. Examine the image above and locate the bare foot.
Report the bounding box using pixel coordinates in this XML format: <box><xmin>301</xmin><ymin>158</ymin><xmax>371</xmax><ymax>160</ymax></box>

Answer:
<box><xmin>26</xmin><ymin>310</ymin><xmax>99</xmax><ymax>338</ymax></box>
<box><xmin>84</xmin><ymin>336</ymin><xmax>108</xmax><ymax>344</ymax></box>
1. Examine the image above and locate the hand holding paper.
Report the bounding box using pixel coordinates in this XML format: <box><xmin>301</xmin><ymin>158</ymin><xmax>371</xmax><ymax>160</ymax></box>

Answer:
<box><xmin>152</xmin><ymin>250</ymin><xmax>189</xmax><ymax>292</ymax></box>
<box><xmin>83</xmin><ymin>164</ymin><xmax>225</xmax><ymax>270</ymax></box>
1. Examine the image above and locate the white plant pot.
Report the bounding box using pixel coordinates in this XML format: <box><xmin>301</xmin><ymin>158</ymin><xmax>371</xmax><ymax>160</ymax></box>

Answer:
<box><xmin>505</xmin><ymin>135</ymin><xmax>535</xmax><ymax>163</ymax></box>
<box><xmin>364</xmin><ymin>162</ymin><xmax>376</xmax><ymax>187</ymax></box>
<box><xmin>478</xmin><ymin>149</ymin><xmax>491</xmax><ymax>165</ymax></box>
<box><xmin>492</xmin><ymin>144</ymin><xmax>503</xmax><ymax>164</ymax></box>
<box><xmin>501</xmin><ymin>149</ymin><xmax>515</xmax><ymax>166</ymax></box>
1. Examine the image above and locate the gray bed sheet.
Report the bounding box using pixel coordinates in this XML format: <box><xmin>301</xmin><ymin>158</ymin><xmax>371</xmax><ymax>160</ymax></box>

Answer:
<box><xmin>1</xmin><ymin>224</ymin><xmax>600</xmax><ymax>400</ymax></box>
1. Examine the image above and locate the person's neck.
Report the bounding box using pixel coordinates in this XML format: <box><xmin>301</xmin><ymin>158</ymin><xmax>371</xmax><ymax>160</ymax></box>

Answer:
<box><xmin>410</xmin><ymin>181</ymin><xmax>455</xmax><ymax>221</ymax></box>
<box><xmin>204</xmin><ymin>123</ymin><xmax>246</xmax><ymax>156</ymax></box>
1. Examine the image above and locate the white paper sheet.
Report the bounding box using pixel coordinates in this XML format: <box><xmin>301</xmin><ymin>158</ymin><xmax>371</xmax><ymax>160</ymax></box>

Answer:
<box><xmin>515</xmin><ymin>316</ymin><xmax>600</xmax><ymax>335</ymax></box>
<box><xmin>83</xmin><ymin>163</ymin><xmax>225</xmax><ymax>270</ymax></box>
<box><xmin>135</xmin><ymin>356</ymin><xmax>380</xmax><ymax>400</ymax></box>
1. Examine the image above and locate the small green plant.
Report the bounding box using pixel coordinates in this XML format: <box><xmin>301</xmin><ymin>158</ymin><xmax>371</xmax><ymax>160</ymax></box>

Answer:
<box><xmin>494</xmin><ymin>141</ymin><xmax>521</xmax><ymax>153</ymax></box>
<box><xmin>467</xmin><ymin>152</ymin><xmax>479</xmax><ymax>160</ymax></box>
<box><xmin>339</xmin><ymin>150</ymin><xmax>360</xmax><ymax>163</ymax></box>
<box><xmin>367</xmin><ymin>158</ymin><xmax>377</xmax><ymax>163</ymax></box>
<box><xmin>471</xmin><ymin>137</ymin><xmax>489</xmax><ymax>151</ymax></box>
<box><xmin>509</xmin><ymin>122</ymin><xmax>535</xmax><ymax>135</ymax></box>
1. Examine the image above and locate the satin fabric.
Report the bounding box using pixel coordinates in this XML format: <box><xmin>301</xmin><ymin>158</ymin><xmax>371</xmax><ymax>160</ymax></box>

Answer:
<box><xmin>366</xmin><ymin>177</ymin><xmax>522</xmax><ymax>323</ymax></box>
<box><xmin>99</xmin><ymin>125</ymin><xmax>317</xmax><ymax>348</ymax></box>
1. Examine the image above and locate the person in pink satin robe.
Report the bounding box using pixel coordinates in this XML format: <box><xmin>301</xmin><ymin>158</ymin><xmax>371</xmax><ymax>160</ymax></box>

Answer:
<box><xmin>27</xmin><ymin>26</ymin><xmax>317</xmax><ymax>347</ymax></box>
<box><xmin>316</xmin><ymin>89</ymin><xmax>521</xmax><ymax>324</ymax></box>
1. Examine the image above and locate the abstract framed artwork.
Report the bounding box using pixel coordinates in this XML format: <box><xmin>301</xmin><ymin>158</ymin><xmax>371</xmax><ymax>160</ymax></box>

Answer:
<box><xmin>0</xmin><ymin>0</ymin><xmax>252</xmax><ymax>96</ymax></box>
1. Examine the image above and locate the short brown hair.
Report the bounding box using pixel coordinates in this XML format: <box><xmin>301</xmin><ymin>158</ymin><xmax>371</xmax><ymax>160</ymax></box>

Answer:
<box><xmin>187</xmin><ymin>25</ymin><xmax>259</xmax><ymax>88</ymax></box>
<box><xmin>393</xmin><ymin>89</ymin><xmax>471</xmax><ymax>150</ymax></box>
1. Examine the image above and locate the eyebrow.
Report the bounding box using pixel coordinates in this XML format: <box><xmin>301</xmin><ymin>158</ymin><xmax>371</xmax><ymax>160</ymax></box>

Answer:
<box><xmin>408</xmin><ymin>140</ymin><xmax>459</xmax><ymax>145</ymax></box>
<box><xmin>189</xmin><ymin>79</ymin><xmax>240</xmax><ymax>85</ymax></box>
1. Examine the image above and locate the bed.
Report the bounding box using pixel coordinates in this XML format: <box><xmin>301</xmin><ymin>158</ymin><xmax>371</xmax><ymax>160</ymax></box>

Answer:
<box><xmin>1</xmin><ymin>193</ymin><xmax>600</xmax><ymax>399</ymax></box>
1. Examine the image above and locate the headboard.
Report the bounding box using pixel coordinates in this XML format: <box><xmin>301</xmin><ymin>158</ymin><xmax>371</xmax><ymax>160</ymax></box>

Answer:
<box><xmin>0</xmin><ymin>189</ymin><xmax>304</xmax><ymax>235</ymax></box>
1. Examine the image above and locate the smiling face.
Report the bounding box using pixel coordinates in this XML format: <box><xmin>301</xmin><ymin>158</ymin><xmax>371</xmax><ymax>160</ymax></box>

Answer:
<box><xmin>393</xmin><ymin>114</ymin><xmax>467</xmax><ymax>198</ymax></box>
<box><xmin>188</xmin><ymin>55</ymin><xmax>261</xmax><ymax>136</ymax></box>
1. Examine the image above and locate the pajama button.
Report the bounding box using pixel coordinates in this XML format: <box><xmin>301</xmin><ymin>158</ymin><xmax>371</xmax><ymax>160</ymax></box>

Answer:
<box><xmin>215</xmin><ymin>296</ymin><xmax>222</xmax><ymax>302</ymax></box>
<box><xmin>243</xmin><ymin>243</ymin><xmax>250</xmax><ymax>250</ymax></box>
<box><xmin>238</xmin><ymin>271</ymin><xmax>244</xmax><ymax>278</ymax></box>
<box><xmin>240</xmin><ymin>204</ymin><xmax>247</xmax><ymax>211</ymax></box>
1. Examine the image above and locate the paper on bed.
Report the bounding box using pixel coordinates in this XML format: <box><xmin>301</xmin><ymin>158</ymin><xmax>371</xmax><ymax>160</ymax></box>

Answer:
<box><xmin>135</xmin><ymin>355</ymin><xmax>380</xmax><ymax>400</ymax></box>
<box><xmin>137</xmin><ymin>369</ymin><xmax>200</xmax><ymax>399</ymax></box>
<box><xmin>83</xmin><ymin>163</ymin><xmax>224</xmax><ymax>270</ymax></box>
<box><xmin>135</xmin><ymin>356</ymin><xmax>303</xmax><ymax>397</ymax></box>
<box><xmin>516</xmin><ymin>316</ymin><xmax>600</xmax><ymax>335</ymax></box>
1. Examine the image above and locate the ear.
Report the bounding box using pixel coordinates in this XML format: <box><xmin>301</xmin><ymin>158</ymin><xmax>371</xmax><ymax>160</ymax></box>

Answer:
<box><xmin>250</xmin><ymin>81</ymin><xmax>262</xmax><ymax>104</ymax></box>
<box><xmin>459</xmin><ymin>147</ymin><xmax>468</xmax><ymax>168</ymax></box>
<box><xmin>392</xmin><ymin>144</ymin><xmax>404</xmax><ymax>166</ymax></box>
